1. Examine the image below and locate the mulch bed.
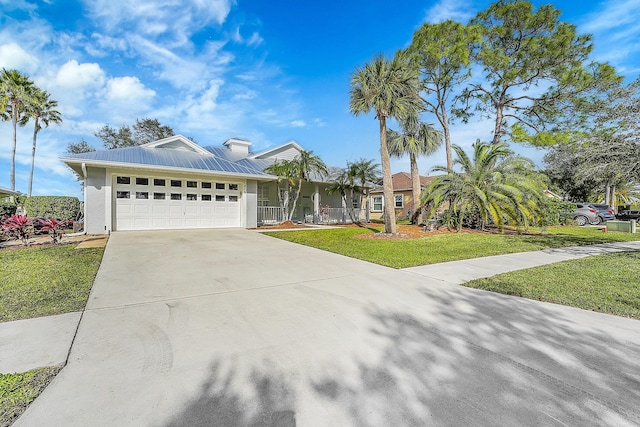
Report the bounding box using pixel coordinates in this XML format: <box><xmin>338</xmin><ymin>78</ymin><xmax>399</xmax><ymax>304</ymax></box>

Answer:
<box><xmin>256</xmin><ymin>221</ymin><xmax>311</xmax><ymax>230</ymax></box>
<box><xmin>0</xmin><ymin>234</ymin><xmax>88</xmax><ymax>252</ymax></box>
<box><xmin>349</xmin><ymin>223</ymin><xmax>482</xmax><ymax>240</ymax></box>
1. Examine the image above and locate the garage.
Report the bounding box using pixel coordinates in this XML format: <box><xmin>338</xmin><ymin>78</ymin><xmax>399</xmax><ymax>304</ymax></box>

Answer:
<box><xmin>113</xmin><ymin>174</ymin><xmax>242</xmax><ymax>231</ymax></box>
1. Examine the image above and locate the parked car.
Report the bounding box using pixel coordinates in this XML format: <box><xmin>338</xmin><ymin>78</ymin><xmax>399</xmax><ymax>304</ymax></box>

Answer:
<box><xmin>573</xmin><ymin>203</ymin><xmax>615</xmax><ymax>226</ymax></box>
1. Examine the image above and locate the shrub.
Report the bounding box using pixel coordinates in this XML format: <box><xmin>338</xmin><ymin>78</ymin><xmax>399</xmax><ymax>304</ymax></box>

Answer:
<box><xmin>1</xmin><ymin>215</ymin><xmax>33</xmax><ymax>245</ymax></box>
<box><xmin>23</xmin><ymin>196</ymin><xmax>80</xmax><ymax>222</ymax></box>
<box><xmin>0</xmin><ymin>200</ymin><xmax>17</xmax><ymax>217</ymax></box>
<box><xmin>538</xmin><ymin>198</ymin><xmax>574</xmax><ymax>227</ymax></box>
<box><xmin>35</xmin><ymin>218</ymin><xmax>68</xmax><ymax>244</ymax></box>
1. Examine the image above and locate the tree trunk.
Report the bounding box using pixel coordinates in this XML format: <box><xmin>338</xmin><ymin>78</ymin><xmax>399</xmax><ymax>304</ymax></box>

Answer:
<box><xmin>410</xmin><ymin>151</ymin><xmax>422</xmax><ymax>224</ymax></box>
<box><xmin>288</xmin><ymin>179</ymin><xmax>303</xmax><ymax>222</ymax></box>
<box><xmin>379</xmin><ymin>116</ymin><xmax>397</xmax><ymax>234</ymax></box>
<box><xmin>439</xmin><ymin>107</ymin><xmax>453</xmax><ymax>172</ymax></box>
<box><xmin>10</xmin><ymin>109</ymin><xmax>17</xmax><ymax>191</ymax></box>
<box><xmin>492</xmin><ymin>104</ymin><xmax>503</xmax><ymax>145</ymax></box>
<box><xmin>605</xmin><ymin>182</ymin><xmax>611</xmax><ymax>206</ymax></box>
<box><xmin>610</xmin><ymin>185</ymin><xmax>616</xmax><ymax>212</ymax></box>
<box><xmin>28</xmin><ymin>117</ymin><xmax>39</xmax><ymax>197</ymax></box>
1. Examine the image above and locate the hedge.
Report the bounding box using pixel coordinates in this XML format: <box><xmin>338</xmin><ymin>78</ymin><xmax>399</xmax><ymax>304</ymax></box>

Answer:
<box><xmin>0</xmin><ymin>200</ymin><xmax>17</xmax><ymax>217</ymax></box>
<box><xmin>22</xmin><ymin>196</ymin><xmax>80</xmax><ymax>222</ymax></box>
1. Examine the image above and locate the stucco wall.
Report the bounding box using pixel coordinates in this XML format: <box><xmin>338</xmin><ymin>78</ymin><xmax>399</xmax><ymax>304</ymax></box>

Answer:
<box><xmin>85</xmin><ymin>167</ymin><xmax>107</xmax><ymax>234</ymax></box>
<box><xmin>245</xmin><ymin>180</ymin><xmax>258</xmax><ymax>228</ymax></box>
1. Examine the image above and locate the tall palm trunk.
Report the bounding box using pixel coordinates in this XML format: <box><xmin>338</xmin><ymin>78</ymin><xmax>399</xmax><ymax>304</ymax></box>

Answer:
<box><xmin>409</xmin><ymin>151</ymin><xmax>422</xmax><ymax>224</ymax></box>
<box><xmin>28</xmin><ymin>114</ymin><xmax>40</xmax><ymax>196</ymax></box>
<box><xmin>380</xmin><ymin>116</ymin><xmax>397</xmax><ymax>234</ymax></box>
<box><xmin>288</xmin><ymin>180</ymin><xmax>303</xmax><ymax>221</ymax></box>
<box><xmin>10</xmin><ymin>102</ymin><xmax>18</xmax><ymax>191</ymax></box>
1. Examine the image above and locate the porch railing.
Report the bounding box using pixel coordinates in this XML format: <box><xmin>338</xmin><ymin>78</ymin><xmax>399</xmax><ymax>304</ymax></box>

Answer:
<box><xmin>257</xmin><ymin>206</ymin><xmax>285</xmax><ymax>225</ymax></box>
<box><xmin>258</xmin><ymin>206</ymin><xmax>368</xmax><ymax>225</ymax></box>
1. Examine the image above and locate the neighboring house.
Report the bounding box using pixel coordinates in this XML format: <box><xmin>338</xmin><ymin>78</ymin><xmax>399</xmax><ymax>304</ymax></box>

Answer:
<box><xmin>0</xmin><ymin>186</ymin><xmax>18</xmax><ymax>202</ymax></box>
<box><xmin>60</xmin><ymin>135</ymin><xmax>364</xmax><ymax>234</ymax></box>
<box><xmin>369</xmin><ymin>172</ymin><xmax>434</xmax><ymax>221</ymax></box>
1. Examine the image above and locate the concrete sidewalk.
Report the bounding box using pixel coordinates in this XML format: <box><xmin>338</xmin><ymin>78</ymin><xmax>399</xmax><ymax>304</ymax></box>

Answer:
<box><xmin>11</xmin><ymin>230</ymin><xmax>640</xmax><ymax>426</ymax></box>
<box><xmin>2</xmin><ymin>240</ymin><xmax>639</xmax><ymax>376</ymax></box>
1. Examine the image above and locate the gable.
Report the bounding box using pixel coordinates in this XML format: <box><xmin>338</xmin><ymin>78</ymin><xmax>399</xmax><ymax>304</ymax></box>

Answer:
<box><xmin>250</xmin><ymin>141</ymin><xmax>303</xmax><ymax>161</ymax></box>
<box><xmin>142</xmin><ymin>135</ymin><xmax>211</xmax><ymax>156</ymax></box>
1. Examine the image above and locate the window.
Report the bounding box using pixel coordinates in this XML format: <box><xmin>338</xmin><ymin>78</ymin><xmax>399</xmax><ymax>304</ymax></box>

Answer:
<box><xmin>258</xmin><ymin>185</ymin><xmax>270</xmax><ymax>206</ymax></box>
<box><xmin>154</xmin><ymin>193</ymin><xmax>165</xmax><ymax>200</ymax></box>
<box><xmin>116</xmin><ymin>191</ymin><xmax>130</xmax><ymax>199</ymax></box>
<box><xmin>136</xmin><ymin>177</ymin><xmax>149</xmax><ymax>185</ymax></box>
<box><xmin>186</xmin><ymin>194</ymin><xmax>197</xmax><ymax>201</ymax></box>
<box><xmin>170</xmin><ymin>193</ymin><xmax>182</xmax><ymax>200</ymax></box>
<box><xmin>154</xmin><ymin>178</ymin><xmax>166</xmax><ymax>186</ymax></box>
<box><xmin>201</xmin><ymin>182</ymin><xmax>212</xmax><ymax>189</ymax></box>
<box><xmin>215</xmin><ymin>183</ymin><xmax>225</xmax><ymax>190</ymax></box>
<box><xmin>394</xmin><ymin>194</ymin><xmax>403</xmax><ymax>208</ymax></box>
<box><xmin>215</xmin><ymin>195</ymin><xmax>225</xmax><ymax>202</ymax></box>
<box><xmin>372</xmin><ymin>196</ymin><xmax>383</xmax><ymax>212</ymax></box>
<box><xmin>202</xmin><ymin>194</ymin><xmax>212</xmax><ymax>201</ymax></box>
<box><xmin>229</xmin><ymin>195</ymin><xmax>238</xmax><ymax>202</ymax></box>
<box><xmin>171</xmin><ymin>180</ymin><xmax>182</xmax><ymax>187</ymax></box>
<box><xmin>187</xmin><ymin>181</ymin><xmax>197</xmax><ymax>188</ymax></box>
<box><xmin>229</xmin><ymin>183</ymin><xmax>238</xmax><ymax>191</ymax></box>
<box><xmin>116</xmin><ymin>176</ymin><xmax>130</xmax><ymax>185</ymax></box>
<box><xmin>136</xmin><ymin>192</ymin><xmax>149</xmax><ymax>199</ymax></box>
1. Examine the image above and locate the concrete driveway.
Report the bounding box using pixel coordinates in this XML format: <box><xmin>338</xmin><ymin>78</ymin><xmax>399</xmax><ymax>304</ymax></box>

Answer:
<box><xmin>16</xmin><ymin>229</ymin><xmax>640</xmax><ymax>426</ymax></box>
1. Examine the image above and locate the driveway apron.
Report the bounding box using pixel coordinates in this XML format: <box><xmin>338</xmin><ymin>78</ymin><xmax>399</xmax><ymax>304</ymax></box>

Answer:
<box><xmin>15</xmin><ymin>229</ymin><xmax>640</xmax><ymax>426</ymax></box>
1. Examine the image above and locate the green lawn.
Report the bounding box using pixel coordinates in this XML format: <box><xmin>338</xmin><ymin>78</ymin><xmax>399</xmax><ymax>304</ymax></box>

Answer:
<box><xmin>0</xmin><ymin>245</ymin><xmax>104</xmax><ymax>322</ymax></box>
<box><xmin>264</xmin><ymin>226</ymin><xmax>640</xmax><ymax>268</ymax></box>
<box><xmin>0</xmin><ymin>367</ymin><xmax>61</xmax><ymax>427</ymax></box>
<box><xmin>464</xmin><ymin>251</ymin><xmax>640</xmax><ymax>319</ymax></box>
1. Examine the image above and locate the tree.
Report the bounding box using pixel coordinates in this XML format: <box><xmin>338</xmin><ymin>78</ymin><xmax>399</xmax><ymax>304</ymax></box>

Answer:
<box><xmin>350</xmin><ymin>52</ymin><xmax>422</xmax><ymax>234</ymax></box>
<box><xmin>423</xmin><ymin>141</ymin><xmax>546</xmax><ymax>231</ymax></box>
<box><xmin>0</xmin><ymin>68</ymin><xmax>34</xmax><ymax>191</ymax></box>
<box><xmin>96</xmin><ymin>118</ymin><xmax>174</xmax><ymax>149</ymax></box>
<box><xmin>406</xmin><ymin>20</ymin><xmax>479</xmax><ymax>171</ymax></box>
<box><xmin>287</xmin><ymin>150</ymin><xmax>327</xmax><ymax>221</ymax></box>
<box><xmin>326</xmin><ymin>168</ymin><xmax>361</xmax><ymax>223</ymax></box>
<box><xmin>66</xmin><ymin>140</ymin><xmax>97</xmax><ymax>154</ymax></box>
<box><xmin>264</xmin><ymin>160</ymin><xmax>297</xmax><ymax>222</ymax></box>
<box><xmin>387</xmin><ymin>114</ymin><xmax>442</xmax><ymax>224</ymax></box>
<box><xmin>21</xmin><ymin>88</ymin><xmax>62</xmax><ymax>196</ymax></box>
<box><xmin>349</xmin><ymin>158</ymin><xmax>380</xmax><ymax>222</ymax></box>
<box><xmin>466</xmin><ymin>0</ymin><xmax>620</xmax><ymax>145</ymax></box>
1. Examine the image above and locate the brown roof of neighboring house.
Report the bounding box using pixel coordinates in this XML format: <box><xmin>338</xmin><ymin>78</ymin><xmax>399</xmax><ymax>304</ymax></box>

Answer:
<box><xmin>370</xmin><ymin>172</ymin><xmax>435</xmax><ymax>193</ymax></box>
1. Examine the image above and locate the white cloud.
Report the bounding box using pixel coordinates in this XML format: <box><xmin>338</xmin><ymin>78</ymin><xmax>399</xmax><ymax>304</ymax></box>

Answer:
<box><xmin>424</xmin><ymin>0</ymin><xmax>475</xmax><ymax>24</ymax></box>
<box><xmin>105</xmin><ymin>76</ymin><xmax>156</xmax><ymax>102</ymax></box>
<box><xmin>54</xmin><ymin>60</ymin><xmax>106</xmax><ymax>90</ymax></box>
<box><xmin>290</xmin><ymin>120</ymin><xmax>306</xmax><ymax>128</ymax></box>
<box><xmin>0</xmin><ymin>43</ymin><xmax>39</xmax><ymax>73</ymax></box>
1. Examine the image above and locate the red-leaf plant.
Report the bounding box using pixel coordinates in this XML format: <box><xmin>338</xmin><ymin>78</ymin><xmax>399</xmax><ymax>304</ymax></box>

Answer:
<box><xmin>1</xmin><ymin>215</ymin><xmax>33</xmax><ymax>246</ymax></box>
<box><xmin>36</xmin><ymin>218</ymin><xmax>68</xmax><ymax>244</ymax></box>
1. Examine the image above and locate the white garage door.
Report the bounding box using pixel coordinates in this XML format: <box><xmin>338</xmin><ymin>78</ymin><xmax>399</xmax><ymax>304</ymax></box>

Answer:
<box><xmin>114</xmin><ymin>175</ymin><xmax>242</xmax><ymax>231</ymax></box>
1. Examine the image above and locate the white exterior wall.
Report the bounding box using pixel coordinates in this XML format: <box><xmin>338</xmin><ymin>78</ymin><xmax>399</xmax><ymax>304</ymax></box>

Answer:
<box><xmin>245</xmin><ymin>180</ymin><xmax>258</xmax><ymax>228</ymax></box>
<box><xmin>85</xmin><ymin>167</ymin><xmax>108</xmax><ymax>234</ymax></box>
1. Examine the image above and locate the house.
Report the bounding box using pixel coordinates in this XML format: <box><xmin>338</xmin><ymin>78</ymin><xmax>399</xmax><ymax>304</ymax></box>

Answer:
<box><xmin>60</xmin><ymin>135</ymin><xmax>363</xmax><ymax>234</ymax></box>
<box><xmin>369</xmin><ymin>172</ymin><xmax>434</xmax><ymax>220</ymax></box>
<box><xmin>0</xmin><ymin>186</ymin><xmax>18</xmax><ymax>202</ymax></box>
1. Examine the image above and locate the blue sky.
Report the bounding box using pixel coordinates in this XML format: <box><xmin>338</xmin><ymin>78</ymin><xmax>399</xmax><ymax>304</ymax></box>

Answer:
<box><xmin>1</xmin><ymin>0</ymin><xmax>640</xmax><ymax>198</ymax></box>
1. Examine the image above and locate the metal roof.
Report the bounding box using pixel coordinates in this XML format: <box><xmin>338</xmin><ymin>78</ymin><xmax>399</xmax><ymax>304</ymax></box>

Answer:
<box><xmin>63</xmin><ymin>144</ymin><xmax>270</xmax><ymax>177</ymax></box>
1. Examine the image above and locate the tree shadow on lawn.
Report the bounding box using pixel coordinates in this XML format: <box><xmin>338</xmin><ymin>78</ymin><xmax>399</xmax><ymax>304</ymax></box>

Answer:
<box><xmin>162</xmin><ymin>284</ymin><xmax>640</xmax><ymax>426</ymax></box>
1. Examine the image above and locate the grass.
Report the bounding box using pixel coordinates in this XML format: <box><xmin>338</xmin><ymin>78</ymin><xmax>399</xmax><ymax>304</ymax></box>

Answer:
<box><xmin>464</xmin><ymin>251</ymin><xmax>640</xmax><ymax>319</ymax></box>
<box><xmin>0</xmin><ymin>245</ymin><xmax>104</xmax><ymax>322</ymax></box>
<box><xmin>0</xmin><ymin>366</ymin><xmax>61</xmax><ymax>427</ymax></box>
<box><xmin>264</xmin><ymin>226</ymin><xmax>640</xmax><ymax>268</ymax></box>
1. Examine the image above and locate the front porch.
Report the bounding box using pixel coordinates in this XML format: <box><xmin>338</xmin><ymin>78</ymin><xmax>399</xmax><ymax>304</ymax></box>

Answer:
<box><xmin>257</xmin><ymin>206</ymin><xmax>368</xmax><ymax>225</ymax></box>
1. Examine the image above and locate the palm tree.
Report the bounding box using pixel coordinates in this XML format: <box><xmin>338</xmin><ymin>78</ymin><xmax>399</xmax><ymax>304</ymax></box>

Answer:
<box><xmin>387</xmin><ymin>114</ymin><xmax>443</xmax><ymax>224</ymax></box>
<box><xmin>264</xmin><ymin>160</ymin><xmax>297</xmax><ymax>222</ymax></box>
<box><xmin>350</xmin><ymin>52</ymin><xmax>422</xmax><ymax>234</ymax></box>
<box><xmin>288</xmin><ymin>150</ymin><xmax>327</xmax><ymax>221</ymax></box>
<box><xmin>0</xmin><ymin>69</ymin><xmax>34</xmax><ymax>191</ymax></box>
<box><xmin>21</xmin><ymin>88</ymin><xmax>62</xmax><ymax>196</ymax></box>
<box><xmin>349</xmin><ymin>158</ymin><xmax>380</xmax><ymax>222</ymax></box>
<box><xmin>326</xmin><ymin>168</ymin><xmax>361</xmax><ymax>223</ymax></box>
<box><xmin>423</xmin><ymin>140</ymin><xmax>546</xmax><ymax>231</ymax></box>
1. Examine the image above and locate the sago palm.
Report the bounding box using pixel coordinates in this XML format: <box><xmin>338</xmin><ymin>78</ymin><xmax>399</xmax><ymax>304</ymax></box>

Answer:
<box><xmin>423</xmin><ymin>140</ymin><xmax>546</xmax><ymax>231</ymax></box>
<box><xmin>350</xmin><ymin>52</ymin><xmax>421</xmax><ymax>234</ymax></box>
